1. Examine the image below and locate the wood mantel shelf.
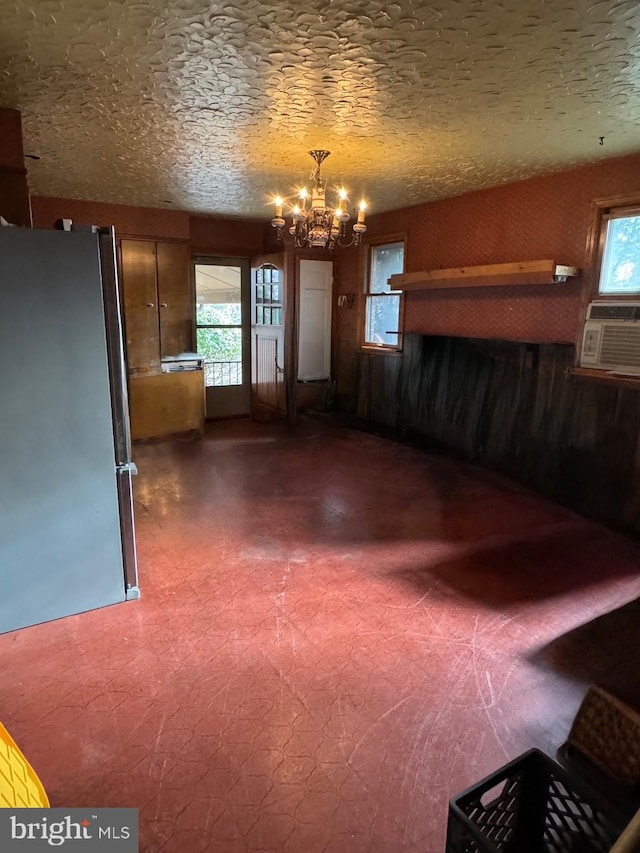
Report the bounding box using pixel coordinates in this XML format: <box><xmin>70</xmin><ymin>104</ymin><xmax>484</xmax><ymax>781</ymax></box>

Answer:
<box><xmin>389</xmin><ymin>260</ymin><xmax>580</xmax><ymax>292</ymax></box>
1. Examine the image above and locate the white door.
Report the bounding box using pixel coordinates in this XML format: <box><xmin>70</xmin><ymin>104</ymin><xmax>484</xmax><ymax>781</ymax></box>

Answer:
<box><xmin>298</xmin><ymin>259</ymin><xmax>333</xmax><ymax>381</ymax></box>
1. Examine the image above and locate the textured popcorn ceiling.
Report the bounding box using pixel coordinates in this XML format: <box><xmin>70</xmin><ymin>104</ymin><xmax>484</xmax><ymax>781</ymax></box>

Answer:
<box><xmin>1</xmin><ymin>0</ymin><xmax>640</xmax><ymax>217</ymax></box>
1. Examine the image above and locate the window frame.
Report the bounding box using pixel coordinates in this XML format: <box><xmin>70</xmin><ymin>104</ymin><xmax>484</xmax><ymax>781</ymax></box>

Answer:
<box><xmin>587</xmin><ymin>199</ymin><xmax>640</xmax><ymax>303</ymax></box>
<box><xmin>569</xmin><ymin>194</ymin><xmax>640</xmax><ymax>383</ymax></box>
<box><xmin>361</xmin><ymin>233</ymin><xmax>407</xmax><ymax>353</ymax></box>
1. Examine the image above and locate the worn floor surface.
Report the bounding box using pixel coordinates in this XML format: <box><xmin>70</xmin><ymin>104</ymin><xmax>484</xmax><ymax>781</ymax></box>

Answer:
<box><xmin>1</xmin><ymin>416</ymin><xmax>639</xmax><ymax>852</ymax></box>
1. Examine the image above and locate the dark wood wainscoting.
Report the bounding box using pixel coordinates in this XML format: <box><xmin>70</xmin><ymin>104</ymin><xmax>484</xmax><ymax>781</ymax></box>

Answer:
<box><xmin>353</xmin><ymin>334</ymin><xmax>640</xmax><ymax>534</ymax></box>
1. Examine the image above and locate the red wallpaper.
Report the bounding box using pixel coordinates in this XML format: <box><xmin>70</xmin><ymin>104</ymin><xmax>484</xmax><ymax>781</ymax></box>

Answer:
<box><xmin>403</xmin><ymin>282</ymin><xmax>582</xmax><ymax>343</ymax></box>
<box><xmin>0</xmin><ymin>108</ymin><xmax>24</xmax><ymax>170</ymax></box>
<box><xmin>30</xmin><ymin>198</ymin><xmax>269</xmax><ymax>255</ymax></box>
<box><xmin>28</xmin><ymin>152</ymin><xmax>640</xmax><ymax>345</ymax></box>
<box><xmin>347</xmin><ymin>152</ymin><xmax>640</xmax><ymax>344</ymax></box>
<box><xmin>31</xmin><ymin>196</ymin><xmax>191</xmax><ymax>240</ymax></box>
<box><xmin>190</xmin><ymin>215</ymin><xmax>264</xmax><ymax>257</ymax></box>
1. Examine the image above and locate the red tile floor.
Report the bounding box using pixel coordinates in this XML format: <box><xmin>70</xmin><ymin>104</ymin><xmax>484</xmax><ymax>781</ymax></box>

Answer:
<box><xmin>1</xmin><ymin>416</ymin><xmax>640</xmax><ymax>852</ymax></box>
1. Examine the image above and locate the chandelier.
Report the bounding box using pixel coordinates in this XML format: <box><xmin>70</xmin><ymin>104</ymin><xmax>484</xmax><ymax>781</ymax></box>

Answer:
<box><xmin>270</xmin><ymin>150</ymin><xmax>367</xmax><ymax>250</ymax></box>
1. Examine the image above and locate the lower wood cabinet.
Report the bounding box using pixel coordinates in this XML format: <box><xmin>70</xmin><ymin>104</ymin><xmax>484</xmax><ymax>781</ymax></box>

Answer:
<box><xmin>129</xmin><ymin>371</ymin><xmax>204</xmax><ymax>441</ymax></box>
<box><xmin>129</xmin><ymin>370</ymin><xmax>204</xmax><ymax>441</ymax></box>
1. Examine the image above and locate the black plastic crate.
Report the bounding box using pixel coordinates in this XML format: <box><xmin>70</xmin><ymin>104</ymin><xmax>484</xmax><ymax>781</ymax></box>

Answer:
<box><xmin>446</xmin><ymin>749</ymin><xmax>627</xmax><ymax>853</ymax></box>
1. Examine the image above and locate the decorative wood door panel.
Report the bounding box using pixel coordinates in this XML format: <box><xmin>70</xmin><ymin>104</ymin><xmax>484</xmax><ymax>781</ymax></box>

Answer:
<box><xmin>255</xmin><ymin>335</ymin><xmax>279</xmax><ymax>409</ymax></box>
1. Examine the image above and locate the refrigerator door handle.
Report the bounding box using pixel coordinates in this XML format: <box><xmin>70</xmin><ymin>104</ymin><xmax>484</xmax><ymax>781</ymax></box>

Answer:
<box><xmin>97</xmin><ymin>227</ymin><xmax>139</xmax><ymax>598</ymax></box>
<box><xmin>115</xmin><ymin>464</ymin><xmax>140</xmax><ymax>599</ymax></box>
<box><xmin>97</xmin><ymin>226</ymin><xmax>133</xmax><ymax>467</ymax></box>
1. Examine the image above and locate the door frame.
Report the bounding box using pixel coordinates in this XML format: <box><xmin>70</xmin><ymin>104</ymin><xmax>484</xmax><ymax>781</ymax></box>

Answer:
<box><xmin>192</xmin><ymin>255</ymin><xmax>251</xmax><ymax>420</ymax></box>
<box><xmin>297</xmin><ymin>256</ymin><xmax>333</xmax><ymax>381</ymax></box>
<box><xmin>293</xmin><ymin>250</ymin><xmax>335</xmax><ymax>415</ymax></box>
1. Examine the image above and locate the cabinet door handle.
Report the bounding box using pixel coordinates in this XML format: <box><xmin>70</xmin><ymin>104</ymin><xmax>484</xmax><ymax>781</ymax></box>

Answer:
<box><xmin>146</xmin><ymin>302</ymin><xmax>155</xmax><ymax>308</ymax></box>
<box><xmin>160</xmin><ymin>303</ymin><xmax>168</xmax><ymax>308</ymax></box>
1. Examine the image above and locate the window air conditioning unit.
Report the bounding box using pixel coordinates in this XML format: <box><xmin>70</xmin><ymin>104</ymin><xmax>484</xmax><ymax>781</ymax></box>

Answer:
<box><xmin>580</xmin><ymin>302</ymin><xmax>640</xmax><ymax>373</ymax></box>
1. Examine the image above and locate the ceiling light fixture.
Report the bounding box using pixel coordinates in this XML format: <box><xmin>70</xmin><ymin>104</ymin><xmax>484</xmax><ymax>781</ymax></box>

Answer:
<box><xmin>270</xmin><ymin>150</ymin><xmax>367</xmax><ymax>250</ymax></box>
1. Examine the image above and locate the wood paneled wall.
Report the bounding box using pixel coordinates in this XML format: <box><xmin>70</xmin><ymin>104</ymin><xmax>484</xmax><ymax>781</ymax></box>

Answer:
<box><xmin>0</xmin><ymin>108</ymin><xmax>31</xmax><ymax>226</ymax></box>
<box><xmin>0</xmin><ymin>107</ymin><xmax>25</xmax><ymax>169</ymax></box>
<box><xmin>355</xmin><ymin>334</ymin><xmax>640</xmax><ymax>534</ymax></box>
<box><xmin>190</xmin><ymin>214</ymin><xmax>264</xmax><ymax>257</ymax></box>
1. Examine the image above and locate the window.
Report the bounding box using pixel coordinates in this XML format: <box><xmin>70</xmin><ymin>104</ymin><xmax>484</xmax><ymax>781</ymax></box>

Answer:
<box><xmin>364</xmin><ymin>241</ymin><xmax>405</xmax><ymax>348</ymax></box>
<box><xmin>255</xmin><ymin>264</ymin><xmax>282</xmax><ymax>325</ymax></box>
<box><xmin>598</xmin><ymin>208</ymin><xmax>640</xmax><ymax>295</ymax></box>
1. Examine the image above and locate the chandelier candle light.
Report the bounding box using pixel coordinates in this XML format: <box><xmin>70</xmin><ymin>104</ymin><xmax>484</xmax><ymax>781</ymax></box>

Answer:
<box><xmin>271</xmin><ymin>150</ymin><xmax>367</xmax><ymax>250</ymax></box>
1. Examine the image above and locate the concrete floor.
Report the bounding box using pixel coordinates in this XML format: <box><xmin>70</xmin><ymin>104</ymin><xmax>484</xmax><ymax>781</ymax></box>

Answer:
<box><xmin>1</xmin><ymin>416</ymin><xmax>639</xmax><ymax>852</ymax></box>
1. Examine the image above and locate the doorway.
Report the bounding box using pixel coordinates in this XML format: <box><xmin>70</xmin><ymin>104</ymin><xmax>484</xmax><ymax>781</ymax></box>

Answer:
<box><xmin>194</xmin><ymin>258</ymin><xmax>251</xmax><ymax>420</ymax></box>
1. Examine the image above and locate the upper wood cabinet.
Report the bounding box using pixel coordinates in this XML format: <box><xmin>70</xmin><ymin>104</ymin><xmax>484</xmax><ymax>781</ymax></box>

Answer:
<box><xmin>121</xmin><ymin>240</ymin><xmax>160</xmax><ymax>373</ymax></box>
<box><xmin>120</xmin><ymin>239</ymin><xmax>191</xmax><ymax>374</ymax></box>
<box><xmin>157</xmin><ymin>242</ymin><xmax>191</xmax><ymax>358</ymax></box>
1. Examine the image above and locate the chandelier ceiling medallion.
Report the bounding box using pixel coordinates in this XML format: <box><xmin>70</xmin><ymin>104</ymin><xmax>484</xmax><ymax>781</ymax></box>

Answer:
<box><xmin>270</xmin><ymin>150</ymin><xmax>367</xmax><ymax>250</ymax></box>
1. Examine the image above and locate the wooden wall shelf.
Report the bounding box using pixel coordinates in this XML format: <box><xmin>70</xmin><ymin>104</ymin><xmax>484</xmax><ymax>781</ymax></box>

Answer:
<box><xmin>389</xmin><ymin>260</ymin><xmax>579</xmax><ymax>292</ymax></box>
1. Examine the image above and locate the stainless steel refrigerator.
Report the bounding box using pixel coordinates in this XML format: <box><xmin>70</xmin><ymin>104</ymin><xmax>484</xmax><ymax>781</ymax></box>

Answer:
<box><xmin>0</xmin><ymin>226</ymin><xmax>139</xmax><ymax>634</ymax></box>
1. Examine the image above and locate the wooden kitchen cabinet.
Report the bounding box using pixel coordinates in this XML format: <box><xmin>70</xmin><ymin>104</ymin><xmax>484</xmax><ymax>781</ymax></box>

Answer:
<box><xmin>120</xmin><ymin>240</ymin><xmax>160</xmax><ymax>373</ymax></box>
<box><xmin>157</xmin><ymin>242</ymin><xmax>191</xmax><ymax>358</ymax></box>
<box><xmin>120</xmin><ymin>238</ymin><xmax>191</xmax><ymax>374</ymax></box>
<box><xmin>120</xmin><ymin>237</ymin><xmax>202</xmax><ymax>439</ymax></box>
<box><xmin>129</xmin><ymin>371</ymin><xmax>204</xmax><ymax>440</ymax></box>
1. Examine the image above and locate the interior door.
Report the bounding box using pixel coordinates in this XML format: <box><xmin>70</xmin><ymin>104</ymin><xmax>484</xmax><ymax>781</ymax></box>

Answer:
<box><xmin>251</xmin><ymin>254</ymin><xmax>287</xmax><ymax>418</ymax></box>
<box><xmin>195</xmin><ymin>257</ymin><xmax>251</xmax><ymax>419</ymax></box>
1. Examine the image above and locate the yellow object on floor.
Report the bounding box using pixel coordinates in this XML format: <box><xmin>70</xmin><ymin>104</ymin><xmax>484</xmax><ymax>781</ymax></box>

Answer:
<box><xmin>0</xmin><ymin>721</ymin><xmax>49</xmax><ymax>808</ymax></box>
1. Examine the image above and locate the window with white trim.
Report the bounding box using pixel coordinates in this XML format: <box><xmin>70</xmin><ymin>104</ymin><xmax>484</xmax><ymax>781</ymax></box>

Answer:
<box><xmin>598</xmin><ymin>207</ymin><xmax>640</xmax><ymax>295</ymax></box>
<box><xmin>364</xmin><ymin>241</ymin><xmax>405</xmax><ymax>348</ymax></box>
